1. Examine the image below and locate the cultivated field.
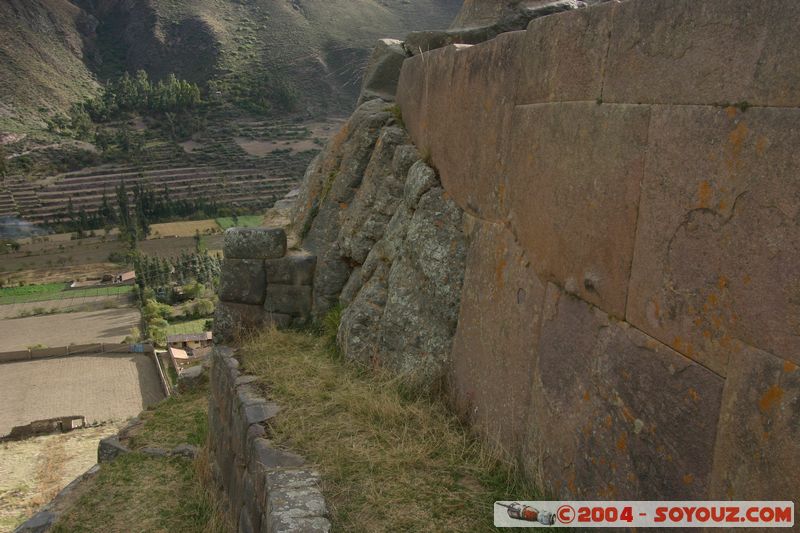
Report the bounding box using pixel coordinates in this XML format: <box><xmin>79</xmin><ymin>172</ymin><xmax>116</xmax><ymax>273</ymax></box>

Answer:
<box><xmin>0</xmin><ymin>353</ymin><xmax>164</xmax><ymax>437</ymax></box>
<box><xmin>148</xmin><ymin>219</ymin><xmax>221</xmax><ymax>238</ymax></box>
<box><xmin>0</xmin><ymin>308</ymin><xmax>140</xmax><ymax>351</ymax></box>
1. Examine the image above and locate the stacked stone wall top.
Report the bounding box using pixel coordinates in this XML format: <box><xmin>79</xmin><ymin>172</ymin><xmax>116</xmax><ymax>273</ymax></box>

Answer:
<box><xmin>396</xmin><ymin>0</ymin><xmax>800</xmax><ymax>502</ymax></box>
<box><xmin>208</xmin><ymin>346</ymin><xmax>330</xmax><ymax>532</ymax></box>
<box><xmin>214</xmin><ymin>227</ymin><xmax>317</xmax><ymax>341</ymax></box>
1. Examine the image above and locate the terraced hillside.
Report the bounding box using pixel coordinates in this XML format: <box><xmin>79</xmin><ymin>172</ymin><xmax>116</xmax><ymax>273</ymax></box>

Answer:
<box><xmin>0</xmin><ymin>114</ymin><xmax>338</xmax><ymax>228</ymax></box>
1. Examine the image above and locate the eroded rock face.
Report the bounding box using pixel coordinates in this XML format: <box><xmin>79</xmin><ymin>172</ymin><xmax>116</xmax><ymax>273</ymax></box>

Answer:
<box><xmin>291</xmin><ymin>98</ymin><xmax>396</xmax><ymax>317</ymax></box>
<box><xmin>338</xmin><ymin>160</ymin><xmax>468</xmax><ymax>388</ymax></box>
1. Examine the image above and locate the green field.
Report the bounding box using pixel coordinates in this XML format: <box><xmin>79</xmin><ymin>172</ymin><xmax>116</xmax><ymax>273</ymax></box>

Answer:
<box><xmin>166</xmin><ymin>318</ymin><xmax>209</xmax><ymax>337</ymax></box>
<box><xmin>0</xmin><ymin>284</ymin><xmax>134</xmax><ymax>305</ymax></box>
<box><xmin>215</xmin><ymin>215</ymin><xmax>264</xmax><ymax>230</ymax></box>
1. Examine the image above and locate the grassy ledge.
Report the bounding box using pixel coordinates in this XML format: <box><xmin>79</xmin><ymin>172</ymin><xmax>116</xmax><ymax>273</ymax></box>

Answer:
<box><xmin>238</xmin><ymin>326</ymin><xmax>540</xmax><ymax>532</ymax></box>
<box><xmin>51</xmin><ymin>388</ymin><xmax>229</xmax><ymax>533</ymax></box>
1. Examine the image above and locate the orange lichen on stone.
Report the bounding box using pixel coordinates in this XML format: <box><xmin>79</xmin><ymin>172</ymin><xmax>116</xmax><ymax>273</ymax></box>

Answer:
<box><xmin>717</xmin><ymin>276</ymin><xmax>729</xmax><ymax>290</ymax></box>
<box><xmin>743</xmin><ymin>274</ymin><xmax>752</xmax><ymax>285</ymax></box>
<box><xmin>683</xmin><ymin>473</ymin><xmax>695</xmax><ymax>485</ymax></box>
<box><xmin>621</xmin><ymin>406</ymin><xmax>635</xmax><ymax>423</ymax></box>
<box><xmin>617</xmin><ymin>433</ymin><xmax>628</xmax><ymax>452</ymax></box>
<box><xmin>687</xmin><ymin>388</ymin><xmax>700</xmax><ymax>401</ymax></box>
<box><xmin>755</xmin><ymin>136</ymin><xmax>768</xmax><ymax>156</ymax></box>
<box><xmin>697</xmin><ymin>180</ymin><xmax>713</xmax><ymax>208</ymax></box>
<box><xmin>671</xmin><ymin>336</ymin><xmax>684</xmax><ymax>352</ymax></box>
<box><xmin>758</xmin><ymin>385</ymin><xmax>784</xmax><ymax>413</ymax></box>
<box><xmin>583</xmin><ymin>390</ymin><xmax>591</xmax><ymax>402</ymax></box>
<box><xmin>783</xmin><ymin>360</ymin><xmax>798</xmax><ymax>373</ymax></box>
<box><xmin>495</xmin><ymin>254</ymin><xmax>508</xmax><ymax>289</ymax></box>
<box><xmin>725</xmin><ymin>106</ymin><xmax>738</xmax><ymax>119</ymax></box>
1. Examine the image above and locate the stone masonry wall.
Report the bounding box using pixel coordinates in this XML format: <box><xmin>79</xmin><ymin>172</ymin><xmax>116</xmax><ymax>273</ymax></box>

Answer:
<box><xmin>208</xmin><ymin>346</ymin><xmax>330</xmax><ymax>533</ymax></box>
<box><xmin>396</xmin><ymin>0</ymin><xmax>800</xmax><ymax>502</ymax></box>
<box><xmin>214</xmin><ymin>228</ymin><xmax>316</xmax><ymax>343</ymax></box>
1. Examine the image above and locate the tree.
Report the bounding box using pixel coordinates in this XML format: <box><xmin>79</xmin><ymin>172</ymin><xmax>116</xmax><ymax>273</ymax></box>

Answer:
<box><xmin>0</xmin><ymin>146</ymin><xmax>7</xmax><ymax>177</ymax></box>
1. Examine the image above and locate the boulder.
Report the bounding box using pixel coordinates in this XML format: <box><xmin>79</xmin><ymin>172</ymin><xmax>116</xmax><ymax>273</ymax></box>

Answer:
<box><xmin>356</xmin><ymin>39</ymin><xmax>408</xmax><ymax>106</ymax></box>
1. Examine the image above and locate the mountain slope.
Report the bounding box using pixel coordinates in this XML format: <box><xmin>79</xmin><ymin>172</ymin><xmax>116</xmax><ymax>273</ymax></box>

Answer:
<box><xmin>0</xmin><ymin>0</ymin><xmax>100</xmax><ymax>134</ymax></box>
<box><xmin>0</xmin><ymin>0</ymin><xmax>462</xmax><ymax>136</ymax></box>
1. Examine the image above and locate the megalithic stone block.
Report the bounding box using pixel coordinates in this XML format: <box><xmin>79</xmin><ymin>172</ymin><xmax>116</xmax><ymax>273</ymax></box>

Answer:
<box><xmin>264</xmin><ymin>285</ymin><xmax>313</xmax><ymax>318</ymax></box>
<box><xmin>224</xmin><ymin>227</ymin><xmax>286</xmax><ymax>260</ymax></box>
<box><xmin>219</xmin><ymin>259</ymin><xmax>267</xmax><ymax>305</ymax></box>
<box><xmin>264</xmin><ymin>253</ymin><xmax>316</xmax><ymax>286</ymax></box>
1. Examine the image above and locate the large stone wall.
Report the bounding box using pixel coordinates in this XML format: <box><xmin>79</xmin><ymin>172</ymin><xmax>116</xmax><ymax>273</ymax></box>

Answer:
<box><xmin>396</xmin><ymin>0</ymin><xmax>800</xmax><ymax>501</ymax></box>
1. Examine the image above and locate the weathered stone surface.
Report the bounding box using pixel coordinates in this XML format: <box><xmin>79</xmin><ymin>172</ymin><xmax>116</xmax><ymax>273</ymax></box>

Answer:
<box><xmin>526</xmin><ymin>285</ymin><xmax>724</xmax><ymax>499</ymax></box>
<box><xmin>376</xmin><ymin>186</ymin><xmax>467</xmax><ymax>385</ymax></box>
<box><xmin>710</xmin><ymin>349</ymin><xmax>800</xmax><ymax>502</ymax></box>
<box><xmin>339</xmin><ymin>127</ymin><xmax>411</xmax><ymax>264</ymax></box>
<box><xmin>13</xmin><ymin>511</ymin><xmax>56</xmax><ymax>533</ymax></box>
<box><xmin>219</xmin><ymin>259</ymin><xmax>267</xmax><ymax>305</ymax></box>
<box><xmin>239</xmin><ymin>505</ymin><xmax>255</xmax><ymax>533</ymax></box>
<box><xmin>627</xmin><ymin>106</ymin><xmax>800</xmax><ymax>375</ymax></box>
<box><xmin>506</xmin><ymin>102</ymin><xmax>650</xmax><ymax>318</ymax></box>
<box><xmin>264</xmin><ymin>254</ymin><xmax>316</xmax><ymax>286</ymax></box>
<box><xmin>140</xmin><ymin>446</ymin><xmax>169</xmax><ymax>457</ymax></box>
<box><xmin>98</xmin><ymin>436</ymin><xmax>129</xmax><ymax>463</ymax></box>
<box><xmin>214</xmin><ymin>302</ymin><xmax>291</xmax><ymax>343</ymax></box>
<box><xmin>407</xmin><ymin>1</ymin><xmax>580</xmax><ymax>56</ymax></box>
<box><xmin>450</xmin><ymin>219</ymin><xmax>546</xmax><ymax>453</ymax></box>
<box><xmin>517</xmin><ymin>1</ymin><xmax>614</xmax><ymax>104</ymax></box>
<box><xmin>357</xmin><ymin>39</ymin><xmax>408</xmax><ymax>106</ymax></box>
<box><xmin>264</xmin><ymin>515</ymin><xmax>331</xmax><ymax>533</ymax></box>
<box><xmin>250</xmin><ymin>439</ymin><xmax>305</xmax><ymax>469</ymax></box>
<box><xmin>267</xmin><ymin>487</ymin><xmax>327</xmax><ymax>520</ymax></box>
<box><xmin>403</xmin><ymin>160</ymin><xmax>438</xmax><ymax>207</ymax></box>
<box><xmin>604</xmin><ymin>0</ymin><xmax>800</xmax><ymax>107</ymax></box>
<box><xmin>264</xmin><ymin>285</ymin><xmax>312</xmax><ymax>318</ymax></box>
<box><xmin>295</xmin><ymin>99</ymin><xmax>394</xmax><ymax>316</ymax></box>
<box><xmin>244</xmin><ymin>402</ymin><xmax>280</xmax><ymax>426</ymax></box>
<box><xmin>170</xmin><ymin>443</ymin><xmax>199</xmax><ymax>459</ymax></box>
<box><xmin>266</xmin><ymin>469</ymin><xmax>321</xmax><ymax>492</ymax></box>
<box><xmin>432</xmin><ymin>32</ymin><xmax>523</xmax><ymax>220</ymax></box>
<box><xmin>224</xmin><ymin>227</ymin><xmax>287</xmax><ymax>260</ymax></box>
<box><xmin>338</xmin><ymin>261</ymin><xmax>390</xmax><ymax>365</ymax></box>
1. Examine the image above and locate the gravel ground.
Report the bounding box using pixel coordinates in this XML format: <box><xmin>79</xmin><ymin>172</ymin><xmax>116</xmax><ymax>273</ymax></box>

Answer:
<box><xmin>0</xmin><ymin>353</ymin><xmax>164</xmax><ymax>437</ymax></box>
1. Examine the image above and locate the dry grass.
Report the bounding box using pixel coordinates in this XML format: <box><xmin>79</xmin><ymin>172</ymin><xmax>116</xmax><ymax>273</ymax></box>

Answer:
<box><xmin>51</xmin><ymin>386</ymin><xmax>231</xmax><ymax>533</ymax></box>
<box><xmin>239</xmin><ymin>327</ymin><xmax>540</xmax><ymax>533</ymax></box>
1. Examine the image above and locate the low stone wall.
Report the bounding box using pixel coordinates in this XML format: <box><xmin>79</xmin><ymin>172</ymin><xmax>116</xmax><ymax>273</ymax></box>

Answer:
<box><xmin>0</xmin><ymin>343</ymin><xmax>151</xmax><ymax>364</ymax></box>
<box><xmin>207</xmin><ymin>346</ymin><xmax>330</xmax><ymax>533</ymax></box>
<box><xmin>214</xmin><ymin>228</ymin><xmax>316</xmax><ymax>343</ymax></box>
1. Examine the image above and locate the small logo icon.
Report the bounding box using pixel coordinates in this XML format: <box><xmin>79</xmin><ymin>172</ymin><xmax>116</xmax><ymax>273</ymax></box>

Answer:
<box><xmin>557</xmin><ymin>504</ymin><xmax>576</xmax><ymax>524</ymax></box>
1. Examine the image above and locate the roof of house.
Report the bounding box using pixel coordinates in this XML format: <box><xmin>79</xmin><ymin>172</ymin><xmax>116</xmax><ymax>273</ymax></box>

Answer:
<box><xmin>119</xmin><ymin>271</ymin><xmax>136</xmax><ymax>282</ymax></box>
<box><xmin>167</xmin><ymin>332</ymin><xmax>213</xmax><ymax>344</ymax></box>
<box><xmin>168</xmin><ymin>346</ymin><xmax>190</xmax><ymax>360</ymax></box>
